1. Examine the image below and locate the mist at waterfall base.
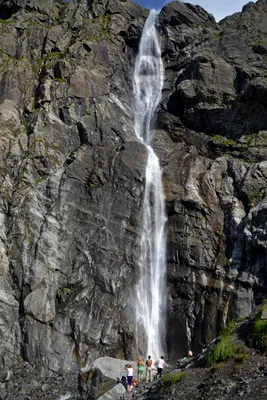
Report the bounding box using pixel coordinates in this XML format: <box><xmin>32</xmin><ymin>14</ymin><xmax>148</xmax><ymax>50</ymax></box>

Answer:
<box><xmin>133</xmin><ymin>10</ymin><xmax>167</xmax><ymax>361</ymax></box>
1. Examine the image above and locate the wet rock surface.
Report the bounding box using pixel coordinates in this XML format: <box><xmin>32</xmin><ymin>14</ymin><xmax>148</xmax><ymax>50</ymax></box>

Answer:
<box><xmin>0</xmin><ymin>0</ymin><xmax>265</xmax><ymax>395</ymax></box>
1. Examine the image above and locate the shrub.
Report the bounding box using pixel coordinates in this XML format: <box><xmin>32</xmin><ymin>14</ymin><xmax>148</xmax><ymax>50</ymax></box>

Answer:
<box><xmin>222</xmin><ymin>320</ymin><xmax>236</xmax><ymax>336</ymax></box>
<box><xmin>256</xmin><ymin>300</ymin><xmax>267</xmax><ymax>317</ymax></box>
<box><xmin>205</xmin><ymin>319</ymin><xmax>251</xmax><ymax>367</ymax></box>
<box><xmin>235</xmin><ymin>353</ymin><xmax>249</xmax><ymax>364</ymax></box>
<box><xmin>162</xmin><ymin>372</ymin><xmax>186</xmax><ymax>388</ymax></box>
<box><xmin>250</xmin><ymin>303</ymin><xmax>267</xmax><ymax>354</ymax></box>
<box><xmin>206</xmin><ymin>335</ymin><xmax>238</xmax><ymax>367</ymax></box>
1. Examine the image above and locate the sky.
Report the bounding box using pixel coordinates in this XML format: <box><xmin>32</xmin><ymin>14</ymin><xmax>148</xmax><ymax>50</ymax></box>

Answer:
<box><xmin>136</xmin><ymin>0</ymin><xmax>257</xmax><ymax>22</ymax></box>
<box><xmin>65</xmin><ymin>0</ymin><xmax>257</xmax><ymax>22</ymax></box>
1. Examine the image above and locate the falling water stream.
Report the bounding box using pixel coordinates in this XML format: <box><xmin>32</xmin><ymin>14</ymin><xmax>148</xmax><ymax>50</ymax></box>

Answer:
<box><xmin>133</xmin><ymin>10</ymin><xmax>167</xmax><ymax>359</ymax></box>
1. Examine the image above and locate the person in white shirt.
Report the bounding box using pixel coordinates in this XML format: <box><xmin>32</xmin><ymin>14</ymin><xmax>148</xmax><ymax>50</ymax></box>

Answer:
<box><xmin>155</xmin><ymin>356</ymin><xmax>165</xmax><ymax>378</ymax></box>
<box><xmin>124</xmin><ymin>364</ymin><xmax>134</xmax><ymax>392</ymax></box>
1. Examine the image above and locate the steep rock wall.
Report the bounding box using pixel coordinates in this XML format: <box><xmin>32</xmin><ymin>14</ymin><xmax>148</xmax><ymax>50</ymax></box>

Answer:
<box><xmin>160</xmin><ymin>0</ymin><xmax>267</xmax><ymax>359</ymax></box>
<box><xmin>0</xmin><ymin>0</ymin><xmax>266</xmax><ymax>373</ymax></box>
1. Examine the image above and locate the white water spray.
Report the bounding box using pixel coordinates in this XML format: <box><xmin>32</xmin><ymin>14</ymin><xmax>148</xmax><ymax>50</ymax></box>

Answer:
<box><xmin>133</xmin><ymin>10</ymin><xmax>167</xmax><ymax>359</ymax></box>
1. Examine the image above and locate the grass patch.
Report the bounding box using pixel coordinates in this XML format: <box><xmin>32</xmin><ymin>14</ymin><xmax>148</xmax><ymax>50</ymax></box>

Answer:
<box><xmin>250</xmin><ymin>301</ymin><xmax>267</xmax><ymax>354</ymax></box>
<box><xmin>250</xmin><ymin>320</ymin><xmax>267</xmax><ymax>353</ymax></box>
<box><xmin>234</xmin><ymin>353</ymin><xmax>249</xmax><ymax>364</ymax></box>
<box><xmin>222</xmin><ymin>320</ymin><xmax>235</xmax><ymax>336</ymax></box>
<box><xmin>248</xmin><ymin>192</ymin><xmax>262</xmax><ymax>203</ymax></box>
<box><xmin>206</xmin><ymin>321</ymin><xmax>247</xmax><ymax>367</ymax></box>
<box><xmin>206</xmin><ymin>336</ymin><xmax>238</xmax><ymax>366</ymax></box>
<box><xmin>222</xmin><ymin>138</ymin><xmax>236</xmax><ymax>146</ymax></box>
<box><xmin>210</xmin><ymin>135</ymin><xmax>236</xmax><ymax>147</ymax></box>
<box><xmin>210</xmin><ymin>135</ymin><xmax>224</xmax><ymax>141</ymax></box>
<box><xmin>162</xmin><ymin>372</ymin><xmax>186</xmax><ymax>389</ymax></box>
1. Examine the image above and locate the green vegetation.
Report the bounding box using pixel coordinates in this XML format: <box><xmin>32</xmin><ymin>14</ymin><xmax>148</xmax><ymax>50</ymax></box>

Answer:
<box><xmin>54</xmin><ymin>77</ymin><xmax>67</xmax><ymax>84</ymax></box>
<box><xmin>162</xmin><ymin>372</ymin><xmax>186</xmax><ymax>389</ymax></box>
<box><xmin>221</xmin><ymin>320</ymin><xmax>235</xmax><ymax>336</ymax></box>
<box><xmin>0</xmin><ymin>18</ymin><xmax>14</xmax><ymax>31</ymax></box>
<box><xmin>35</xmin><ymin>177</ymin><xmax>47</xmax><ymax>184</ymax></box>
<box><xmin>206</xmin><ymin>336</ymin><xmax>237</xmax><ymax>366</ymax></box>
<box><xmin>234</xmin><ymin>352</ymin><xmax>249</xmax><ymax>364</ymax></box>
<box><xmin>259</xmin><ymin>131</ymin><xmax>267</xmax><ymax>139</ymax></box>
<box><xmin>210</xmin><ymin>135</ymin><xmax>237</xmax><ymax>147</ymax></box>
<box><xmin>210</xmin><ymin>135</ymin><xmax>224</xmax><ymax>141</ymax></box>
<box><xmin>250</xmin><ymin>301</ymin><xmax>267</xmax><ymax>354</ymax></box>
<box><xmin>222</xmin><ymin>138</ymin><xmax>236</xmax><ymax>146</ymax></box>
<box><xmin>27</xmin><ymin>228</ymin><xmax>34</xmax><ymax>245</ymax></box>
<box><xmin>193</xmin><ymin>23</ymin><xmax>205</xmax><ymax>29</ymax></box>
<box><xmin>248</xmin><ymin>192</ymin><xmax>263</xmax><ymax>204</ymax></box>
<box><xmin>89</xmin><ymin>13</ymin><xmax>113</xmax><ymax>40</ymax></box>
<box><xmin>89</xmin><ymin>183</ymin><xmax>99</xmax><ymax>189</ymax></box>
<box><xmin>215</xmin><ymin>33</ymin><xmax>222</xmax><ymax>40</ymax></box>
<box><xmin>210</xmin><ymin>131</ymin><xmax>267</xmax><ymax>154</ymax></box>
<box><xmin>206</xmin><ymin>321</ymin><xmax>247</xmax><ymax>367</ymax></box>
<box><xmin>99</xmin><ymin>13</ymin><xmax>111</xmax><ymax>31</ymax></box>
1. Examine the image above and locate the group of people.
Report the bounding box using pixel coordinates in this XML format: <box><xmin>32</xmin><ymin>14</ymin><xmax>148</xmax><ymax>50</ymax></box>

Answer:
<box><xmin>123</xmin><ymin>355</ymin><xmax>165</xmax><ymax>392</ymax></box>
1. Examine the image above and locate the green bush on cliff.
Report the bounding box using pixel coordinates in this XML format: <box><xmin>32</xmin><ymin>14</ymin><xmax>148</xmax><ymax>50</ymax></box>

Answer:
<box><xmin>250</xmin><ymin>320</ymin><xmax>267</xmax><ymax>353</ymax></box>
<box><xmin>221</xmin><ymin>320</ymin><xmax>235</xmax><ymax>336</ymax></box>
<box><xmin>250</xmin><ymin>301</ymin><xmax>267</xmax><ymax>354</ymax></box>
<box><xmin>210</xmin><ymin>135</ymin><xmax>237</xmax><ymax>147</ymax></box>
<box><xmin>162</xmin><ymin>372</ymin><xmax>186</xmax><ymax>388</ymax></box>
<box><xmin>206</xmin><ymin>321</ymin><xmax>246</xmax><ymax>366</ymax></box>
<box><xmin>206</xmin><ymin>335</ymin><xmax>237</xmax><ymax>366</ymax></box>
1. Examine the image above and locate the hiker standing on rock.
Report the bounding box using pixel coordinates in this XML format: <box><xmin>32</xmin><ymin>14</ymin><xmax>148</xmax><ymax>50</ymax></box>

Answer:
<box><xmin>124</xmin><ymin>364</ymin><xmax>134</xmax><ymax>392</ymax></box>
<box><xmin>145</xmin><ymin>355</ymin><xmax>153</xmax><ymax>382</ymax></box>
<box><xmin>155</xmin><ymin>356</ymin><xmax>165</xmax><ymax>378</ymax></box>
<box><xmin>137</xmin><ymin>356</ymin><xmax>145</xmax><ymax>381</ymax></box>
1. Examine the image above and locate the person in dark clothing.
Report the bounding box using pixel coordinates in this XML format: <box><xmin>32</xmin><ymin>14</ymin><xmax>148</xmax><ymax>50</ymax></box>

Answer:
<box><xmin>121</xmin><ymin>375</ymin><xmax>127</xmax><ymax>390</ymax></box>
<box><xmin>155</xmin><ymin>356</ymin><xmax>165</xmax><ymax>378</ymax></box>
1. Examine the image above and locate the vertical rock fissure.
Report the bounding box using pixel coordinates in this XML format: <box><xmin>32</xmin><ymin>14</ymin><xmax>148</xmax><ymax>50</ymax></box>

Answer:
<box><xmin>133</xmin><ymin>10</ymin><xmax>167</xmax><ymax>359</ymax></box>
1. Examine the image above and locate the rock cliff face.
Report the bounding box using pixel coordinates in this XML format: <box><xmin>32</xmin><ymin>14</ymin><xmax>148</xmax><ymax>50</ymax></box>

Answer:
<box><xmin>0</xmin><ymin>0</ymin><xmax>266</xmax><ymax>377</ymax></box>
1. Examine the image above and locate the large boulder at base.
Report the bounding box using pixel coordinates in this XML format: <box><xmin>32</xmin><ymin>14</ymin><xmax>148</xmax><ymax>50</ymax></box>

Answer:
<box><xmin>97</xmin><ymin>383</ymin><xmax>126</xmax><ymax>400</ymax></box>
<box><xmin>79</xmin><ymin>366</ymin><xmax>116</xmax><ymax>399</ymax></box>
<box><xmin>89</xmin><ymin>356</ymin><xmax>137</xmax><ymax>381</ymax></box>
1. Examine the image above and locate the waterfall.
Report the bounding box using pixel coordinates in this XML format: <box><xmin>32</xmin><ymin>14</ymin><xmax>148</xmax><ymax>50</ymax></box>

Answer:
<box><xmin>133</xmin><ymin>10</ymin><xmax>167</xmax><ymax>360</ymax></box>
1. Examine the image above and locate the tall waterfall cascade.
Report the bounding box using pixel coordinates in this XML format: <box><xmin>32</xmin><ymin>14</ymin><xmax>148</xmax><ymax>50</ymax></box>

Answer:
<box><xmin>133</xmin><ymin>10</ymin><xmax>167</xmax><ymax>360</ymax></box>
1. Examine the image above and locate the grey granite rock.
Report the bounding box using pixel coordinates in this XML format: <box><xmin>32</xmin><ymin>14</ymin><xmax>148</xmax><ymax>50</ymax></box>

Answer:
<box><xmin>0</xmin><ymin>0</ymin><xmax>265</xmax><ymax>388</ymax></box>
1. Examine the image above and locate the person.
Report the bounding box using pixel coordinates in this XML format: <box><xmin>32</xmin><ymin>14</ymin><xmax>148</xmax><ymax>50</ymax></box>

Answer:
<box><xmin>137</xmin><ymin>356</ymin><xmax>145</xmax><ymax>381</ymax></box>
<box><xmin>145</xmin><ymin>355</ymin><xmax>153</xmax><ymax>382</ymax></box>
<box><xmin>124</xmin><ymin>364</ymin><xmax>134</xmax><ymax>392</ymax></box>
<box><xmin>121</xmin><ymin>375</ymin><xmax>127</xmax><ymax>390</ymax></box>
<box><xmin>155</xmin><ymin>356</ymin><xmax>165</xmax><ymax>378</ymax></box>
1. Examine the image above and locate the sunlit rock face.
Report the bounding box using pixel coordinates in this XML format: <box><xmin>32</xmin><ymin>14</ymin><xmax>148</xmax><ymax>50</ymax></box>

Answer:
<box><xmin>0</xmin><ymin>0</ymin><xmax>266</xmax><ymax>375</ymax></box>
<box><xmin>159</xmin><ymin>0</ymin><xmax>267</xmax><ymax>359</ymax></box>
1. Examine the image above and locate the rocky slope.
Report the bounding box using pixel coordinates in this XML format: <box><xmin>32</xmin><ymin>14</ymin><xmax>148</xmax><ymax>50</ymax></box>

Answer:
<box><xmin>138</xmin><ymin>314</ymin><xmax>267</xmax><ymax>400</ymax></box>
<box><xmin>140</xmin><ymin>354</ymin><xmax>267</xmax><ymax>400</ymax></box>
<box><xmin>0</xmin><ymin>0</ymin><xmax>266</xmax><ymax>389</ymax></box>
